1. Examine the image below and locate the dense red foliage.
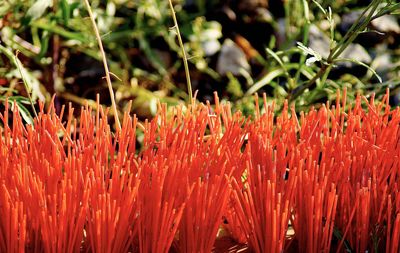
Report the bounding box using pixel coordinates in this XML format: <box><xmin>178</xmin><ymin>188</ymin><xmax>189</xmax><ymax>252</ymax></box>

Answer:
<box><xmin>0</xmin><ymin>90</ymin><xmax>399</xmax><ymax>252</ymax></box>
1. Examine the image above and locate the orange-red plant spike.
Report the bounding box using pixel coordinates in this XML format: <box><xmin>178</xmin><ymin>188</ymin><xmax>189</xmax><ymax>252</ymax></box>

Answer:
<box><xmin>137</xmin><ymin>105</ymin><xmax>207</xmax><ymax>253</ymax></box>
<box><xmin>389</xmin><ymin>214</ymin><xmax>400</xmax><ymax>253</ymax></box>
<box><xmin>231</xmin><ymin>123</ymin><xmax>297</xmax><ymax>253</ymax></box>
<box><xmin>1</xmin><ymin>90</ymin><xmax>400</xmax><ymax>253</ymax></box>
<box><xmin>83</xmin><ymin>101</ymin><xmax>141</xmax><ymax>253</ymax></box>
<box><xmin>0</xmin><ymin>185</ymin><xmax>26</xmax><ymax>253</ymax></box>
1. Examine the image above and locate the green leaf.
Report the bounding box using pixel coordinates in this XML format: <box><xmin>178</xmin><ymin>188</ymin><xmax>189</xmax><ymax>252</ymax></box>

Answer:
<box><xmin>266</xmin><ymin>48</ymin><xmax>286</xmax><ymax>69</ymax></box>
<box><xmin>302</xmin><ymin>0</ymin><xmax>310</xmax><ymax>22</ymax></box>
<box><xmin>138</xmin><ymin>38</ymin><xmax>167</xmax><ymax>76</ymax></box>
<box><xmin>26</xmin><ymin>0</ymin><xmax>52</xmax><ymax>21</ymax></box>
<box><xmin>227</xmin><ymin>72</ymin><xmax>243</xmax><ymax>98</ymax></box>
<box><xmin>0</xmin><ymin>1</ymin><xmax>11</xmax><ymax>17</ymax></box>
<box><xmin>14</xmin><ymin>101</ymin><xmax>34</xmax><ymax>125</ymax></box>
<box><xmin>0</xmin><ymin>97</ymin><xmax>34</xmax><ymax>125</ymax></box>
<box><xmin>312</xmin><ymin>0</ymin><xmax>326</xmax><ymax>15</ymax></box>
<box><xmin>0</xmin><ymin>45</ymin><xmax>43</xmax><ymax>118</ymax></box>
<box><xmin>60</xmin><ymin>0</ymin><xmax>70</xmax><ymax>25</ymax></box>
<box><xmin>6</xmin><ymin>96</ymin><xmax>33</xmax><ymax>105</ymax></box>
<box><xmin>335</xmin><ymin>58</ymin><xmax>382</xmax><ymax>83</ymax></box>
<box><xmin>246</xmin><ymin>68</ymin><xmax>285</xmax><ymax>95</ymax></box>
<box><xmin>38</xmin><ymin>29</ymin><xmax>51</xmax><ymax>58</ymax></box>
<box><xmin>0</xmin><ymin>45</ymin><xmax>40</xmax><ymax>100</ymax></box>
<box><xmin>31</xmin><ymin>20</ymin><xmax>88</xmax><ymax>42</ymax></box>
<box><xmin>0</xmin><ymin>87</ymin><xmax>17</xmax><ymax>93</ymax></box>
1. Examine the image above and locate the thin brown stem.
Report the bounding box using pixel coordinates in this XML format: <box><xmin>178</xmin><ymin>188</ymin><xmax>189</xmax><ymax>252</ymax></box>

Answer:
<box><xmin>83</xmin><ymin>0</ymin><xmax>121</xmax><ymax>131</ymax></box>
<box><xmin>168</xmin><ymin>0</ymin><xmax>193</xmax><ymax>105</ymax></box>
<box><xmin>289</xmin><ymin>63</ymin><xmax>328</xmax><ymax>102</ymax></box>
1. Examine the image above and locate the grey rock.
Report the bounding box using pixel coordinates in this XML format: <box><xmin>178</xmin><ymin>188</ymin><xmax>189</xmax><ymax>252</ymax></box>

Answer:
<box><xmin>217</xmin><ymin>39</ymin><xmax>251</xmax><ymax>76</ymax></box>
<box><xmin>309</xmin><ymin>24</ymin><xmax>331</xmax><ymax>59</ymax></box>
<box><xmin>339</xmin><ymin>10</ymin><xmax>364</xmax><ymax>33</ymax></box>
<box><xmin>373</xmin><ymin>52</ymin><xmax>392</xmax><ymax>73</ymax></box>
<box><xmin>308</xmin><ymin>25</ymin><xmax>371</xmax><ymax>66</ymax></box>
<box><xmin>339</xmin><ymin>43</ymin><xmax>372</xmax><ymax>67</ymax></box>
<box><xmin>340</xmin><ymin>10</ymin><xmax>400</xmax><ymax>34</ymax></box>
<box><xmin>371</xmin><ymin>15</ymin><xmax>400</xmax><ymax>34</ymax></box>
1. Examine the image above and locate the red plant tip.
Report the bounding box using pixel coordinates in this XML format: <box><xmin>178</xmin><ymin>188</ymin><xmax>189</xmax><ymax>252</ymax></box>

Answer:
<box><xmin>0</xmin><ymin>91</ymin><xmax>399</xmax><ymax>253</ymax></box>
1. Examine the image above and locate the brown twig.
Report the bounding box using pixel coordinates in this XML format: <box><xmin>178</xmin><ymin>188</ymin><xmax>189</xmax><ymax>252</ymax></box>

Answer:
<box><xmin>168</xmin><ymin>0</ymin><xmax>193</xmax><ymax>105</ymax></box>
<box><xmin>83</xmin><ymin>0</ymin><xmax>121</xmax><ymax>132</ymax></box>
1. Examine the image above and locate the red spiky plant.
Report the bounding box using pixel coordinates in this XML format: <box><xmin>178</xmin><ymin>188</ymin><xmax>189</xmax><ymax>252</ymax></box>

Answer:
<box><xmin>290</xmin><ymin>101</ymin><xmax>340</xmax><ymax>252</ymax></box>
<box><xmin>176</xmin><ymin>99</ymin><xmax>246</xmax><ymax>253</ymax></box>
<box><xmin>0</xmin><ymin>100</ymin><xmax>89</xmax><ymax>253</ymax></box>
<box><xmin>1</xmin><ymin>89</ymin><xmax>400</xmax><ymax>253</ymax></box>
<box><xmin>136</xmin><ymin>104</ymin><xmax>196</xmax><ymax>253</ymax></box>
<box><xmin>328</xmin><ymin>90</ymin><xmax>400</xmax><ymax>253</ymax></box>
<box><xmin>230</xmin><ymin>96</ymin><xmax>298</xmax><ymax>253</ymax></box>
<box><xmin>82</xmin><ymin>102</ymin><xmax>141</xmax><ymax>253</ymax></box>
<box><xmin>0</xmin><ymin>187</ymin><xmax>26</xmax><ymax>253</ymax></box>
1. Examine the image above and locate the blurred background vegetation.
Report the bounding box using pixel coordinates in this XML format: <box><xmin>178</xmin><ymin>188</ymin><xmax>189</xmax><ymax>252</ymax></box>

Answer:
<box><xmin>0</xmin><ymin>0</ymin><xmax>400</xmax><ymax>123</ymax></box>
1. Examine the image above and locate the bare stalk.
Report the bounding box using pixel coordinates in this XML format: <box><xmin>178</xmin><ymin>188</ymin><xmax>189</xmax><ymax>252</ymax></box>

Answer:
<box><xmin>14</xmin><ymin>52</ymin><xmax>38</xmax><ymax>118</ymax></box>
<box><xmin>168</xmin><ymin>0</ymin><xmax>193</xmax><ymax>105</ymax></box>
<box><xmin>83</xmin><ymin>0</ymin><xmax>121</xmax><ymax>131</ymax></box>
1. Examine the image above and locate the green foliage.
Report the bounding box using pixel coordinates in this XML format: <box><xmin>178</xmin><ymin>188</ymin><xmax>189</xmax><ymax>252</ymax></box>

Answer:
<box><xmin>0</xmin><ymin>0</ymin><xmax>399</xmax><ymax>120</ymax></box>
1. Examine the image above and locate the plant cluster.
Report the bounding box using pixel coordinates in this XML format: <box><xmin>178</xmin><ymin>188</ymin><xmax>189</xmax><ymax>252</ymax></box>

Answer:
<box><xmin>1</xmin><ymin>0</ymin><xmax>400</xmax><ymax>119</ymax></box>
<box><xmin>1</xmin><ymin>90</ymin><xmax>399</xmax><ymax>253</ymax></box>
